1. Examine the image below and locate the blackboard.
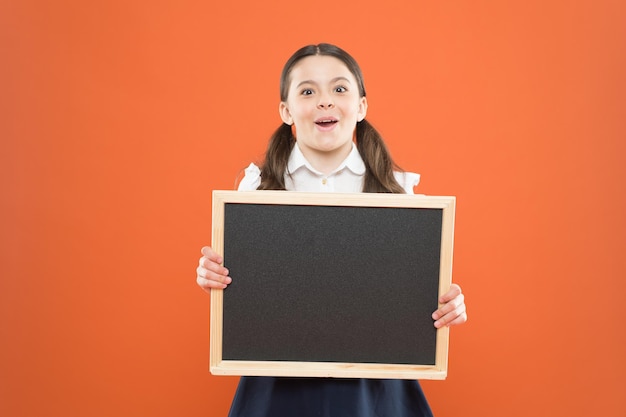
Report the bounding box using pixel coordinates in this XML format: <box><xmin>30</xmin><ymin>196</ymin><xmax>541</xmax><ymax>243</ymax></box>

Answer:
<box><xmin>210</xmin><ymin>191</ymin><xmax>455</xmax><ymax>380</ymax></box>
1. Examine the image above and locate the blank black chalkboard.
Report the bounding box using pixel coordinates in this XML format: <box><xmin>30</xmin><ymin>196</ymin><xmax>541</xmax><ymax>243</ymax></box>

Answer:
<box><xmin>210</xmin><ymin>191</ymin><xmax>455</xmax><ymax>380</ymax></box>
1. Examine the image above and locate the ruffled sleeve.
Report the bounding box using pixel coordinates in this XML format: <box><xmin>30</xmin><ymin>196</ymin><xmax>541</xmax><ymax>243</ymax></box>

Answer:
<box><xmin>237</xmin><ymin>163</ymin><xmax>261</xmax><ymax>191</ymax></box>
<box><xmin>393</xmin><ymin>171</ymin><xmax>421</xmax><ymax>194</ymax></box>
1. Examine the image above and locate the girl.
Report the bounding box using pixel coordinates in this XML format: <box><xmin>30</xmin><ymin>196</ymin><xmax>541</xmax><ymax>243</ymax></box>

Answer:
<box><xmin>196</xmin><ymin>43</ymin><xmax>467</xmax><ymax>417</ymax></box>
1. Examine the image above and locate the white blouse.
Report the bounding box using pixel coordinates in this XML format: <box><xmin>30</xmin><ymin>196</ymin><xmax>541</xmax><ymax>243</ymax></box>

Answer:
<box><xmin>238</xmin><ymin>143</ymin><xmax>420</xmax><ymax>194</ymax></box>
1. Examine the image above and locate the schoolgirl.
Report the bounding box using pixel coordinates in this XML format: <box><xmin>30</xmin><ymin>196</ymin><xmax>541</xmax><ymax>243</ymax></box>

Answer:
<box><xmin>196</xmin><ymin>43</ymin><xmax>467</xmax><ymax>417</ymax></box>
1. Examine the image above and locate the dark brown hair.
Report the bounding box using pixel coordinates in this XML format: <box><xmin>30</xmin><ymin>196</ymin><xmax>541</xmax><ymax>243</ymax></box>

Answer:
<box><xmin>257</xmin><ymin>43</ymin><xmax>406</xmax><ymax>193</ymax></box>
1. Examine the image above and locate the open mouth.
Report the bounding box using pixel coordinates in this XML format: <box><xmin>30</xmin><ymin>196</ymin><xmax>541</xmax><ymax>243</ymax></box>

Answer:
<box><xmin>315</xmin><ymin>118</ymin><xmax>338</xmax><ymax>127</ymax></box>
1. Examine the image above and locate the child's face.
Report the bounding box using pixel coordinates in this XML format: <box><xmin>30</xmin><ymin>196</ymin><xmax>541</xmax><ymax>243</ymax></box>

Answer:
<box><xmin>279</xmin><ymin>55</ymin><xmax>367</xmax><ymax>168</ymax></box>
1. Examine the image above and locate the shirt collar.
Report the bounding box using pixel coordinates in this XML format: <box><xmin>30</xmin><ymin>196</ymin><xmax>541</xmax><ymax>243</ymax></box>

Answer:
<box><xmin>287</xmin><ymin>142</ymin><xmax>366</xmax><ymax>176</ymax></box>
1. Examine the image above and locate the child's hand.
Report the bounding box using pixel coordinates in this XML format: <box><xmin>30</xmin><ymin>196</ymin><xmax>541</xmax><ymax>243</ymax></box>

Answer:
<box><xmin>196</xmin><ymin>246</ymin><xmax>232</xmax><ymax>293</ymax></box>
<box><xmin>431</xmin><ymin>283</ymin><xmax>467</xmax><ymax>328</ymax></box>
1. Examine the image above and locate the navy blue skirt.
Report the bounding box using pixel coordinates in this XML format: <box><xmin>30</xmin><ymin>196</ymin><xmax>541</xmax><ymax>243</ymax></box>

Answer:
<box><xmin>227</xmin><ymin>377</ymin><xmax>433</xmax><ymax>417</ymax></box>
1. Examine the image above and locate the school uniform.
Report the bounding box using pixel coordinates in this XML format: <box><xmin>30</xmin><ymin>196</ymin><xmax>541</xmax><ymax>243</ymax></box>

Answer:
<box><xmin>228</xmin><ymin>143</ymin><xmax>431</xmax><ymax>417</ymax></box>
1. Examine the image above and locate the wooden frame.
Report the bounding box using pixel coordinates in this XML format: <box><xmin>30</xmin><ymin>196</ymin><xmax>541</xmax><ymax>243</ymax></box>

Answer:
<box><xmin>210</xmin><ymin>190</ymin><xmax>455</xmax><ymax>380</ymax></box>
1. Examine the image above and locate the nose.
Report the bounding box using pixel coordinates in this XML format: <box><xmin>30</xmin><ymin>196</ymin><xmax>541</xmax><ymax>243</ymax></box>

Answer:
<box><xmin>317</xmin><ymin>93</ymin><xmax>334</xmax><ymax>109</ymax></box>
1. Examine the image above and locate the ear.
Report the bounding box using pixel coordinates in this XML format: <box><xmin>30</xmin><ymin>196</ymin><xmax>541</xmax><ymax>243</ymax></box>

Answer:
<box><xmin>357</xmin><ymin>96</ymin><xmax>368</xmax><ymax>122</ymax></box>
<box><xmin>279</xmin><ymin>102</ymin><xmax>293</xmax><ymax>125</ymax></box>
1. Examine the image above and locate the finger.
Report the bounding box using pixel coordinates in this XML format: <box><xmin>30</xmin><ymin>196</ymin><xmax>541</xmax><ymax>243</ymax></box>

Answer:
<box><xmin>434</xmin><ymin>303</ymin><xmax>467</xmax><ymax>328</ymax></box>
<box><xmin>196</xmin><ymin>264</ymin><xmax>232</xmax><ymax>286</ymax></box>
<box><xmin>199</xmin><ymin>256</ymin><xmax>230</xmax><ymax>277</ymax></box>
<box><xmin>432</xmin><ymin>292</ymin><xmax>464</xmax><ymax>321</ymax></box>
<box><xmin>201</xmin><ymin>246</ymin><xmax>223</xmax><ymax>264</ymax></box>
<box><xmin>447</xmin><ymin>310</ymin><xmax>468</xmax><ymax>327</ymax></box>
<box><xmin>440</xmin><ymin>305</ymin><xmax>468</xmax><ymax>327</ymax></box>
<box><xmin>438</xmin><ymin>283</ymin><xmax>462</xmax><ymax>303</ymax></box>
<box><xmin>196</xmin><ymin>274</ymin><xmax>228</xmax><ymax>291</ymax></box>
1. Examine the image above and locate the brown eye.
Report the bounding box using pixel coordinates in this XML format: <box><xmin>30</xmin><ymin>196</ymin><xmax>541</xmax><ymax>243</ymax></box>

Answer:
<box><xmin>335</xmin><ymin>86</ymin><xmax>347</xmax><ymax>93</ymax></box>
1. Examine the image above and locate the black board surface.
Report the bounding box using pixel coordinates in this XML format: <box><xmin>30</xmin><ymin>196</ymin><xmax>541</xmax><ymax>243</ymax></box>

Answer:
<box><xmin>222</xmin><ymin>203</ymin><xmax>443</xmax><ymax>366</ymax></box>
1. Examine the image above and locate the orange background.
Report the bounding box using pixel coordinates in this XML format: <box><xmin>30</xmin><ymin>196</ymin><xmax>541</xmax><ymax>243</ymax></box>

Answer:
<box><xmin>2</xmin><ymin>1</ymin><xmax>625</xmax><ymax>416</ymax></box>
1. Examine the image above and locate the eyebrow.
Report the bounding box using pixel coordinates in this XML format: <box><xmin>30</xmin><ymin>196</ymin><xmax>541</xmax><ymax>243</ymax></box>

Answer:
<box><xmin>296</xmin><ymin>76</ymin><xmax>353</xmax><ymax>89</ymax></box>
